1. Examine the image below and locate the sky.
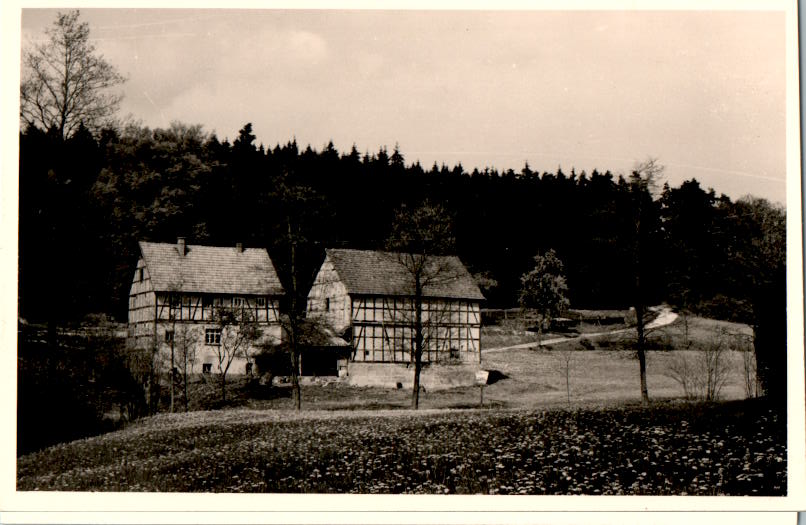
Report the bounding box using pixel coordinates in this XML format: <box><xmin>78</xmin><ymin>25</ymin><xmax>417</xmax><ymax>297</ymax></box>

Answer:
<box><xmin>19</xmin><ymin>8</ymin><xmax>788</xmax><ymax>203</ymax></box>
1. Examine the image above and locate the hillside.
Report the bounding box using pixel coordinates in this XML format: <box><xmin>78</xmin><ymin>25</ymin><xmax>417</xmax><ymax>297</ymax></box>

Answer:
<box><xmin>17</xmin><ymin>399</ymin><xmax>784</xmax><ymax>494</ymax></box>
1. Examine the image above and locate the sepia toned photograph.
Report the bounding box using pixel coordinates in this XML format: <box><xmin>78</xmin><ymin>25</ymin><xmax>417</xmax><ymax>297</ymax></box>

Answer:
<box><xmin>4</xmin><ymin>1</ymin><xmax>802</xmax><ymax>510</ymax></box>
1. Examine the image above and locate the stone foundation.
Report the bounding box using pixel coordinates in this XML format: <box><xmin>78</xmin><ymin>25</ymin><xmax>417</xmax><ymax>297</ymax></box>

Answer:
<box><xmin>346</xmin><ymin>361</ymin><xmax>481</xmax><ymax>390</ymax></box>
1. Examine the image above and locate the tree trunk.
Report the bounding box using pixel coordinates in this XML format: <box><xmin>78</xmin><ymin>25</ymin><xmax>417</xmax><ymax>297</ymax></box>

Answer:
<box><xmin>182</xmin><ymin>344</ymin><xmax>189</xmax><ymax>412</ymax></box>
<box><xmin>169</xmin><ymin>324</ymin><xmax>175</xmax><ymax>413</ymax></box>
<box><xmin>149</xmin><ymin>348</ymin><xmax>159</xmax><ymax>415</ymax></box>
<box><xmin>635</xmin><ymin>302</ymin><xmax>649</xmax><ymax>403</ymax></box>
<box><xmin>291</xmin><ymin>346</ymin><xmax>301</xmax><ymax>410</ymax></box>
<box><xmin>412</xmin><ymin>278</ymin><xmax>424</xmax><ymax>410</ymax></box>
<box><xmin>565</xmin><ymin>357</ymin><xmax>571</xmax><ymax>406</ymax></box>
<box><xmin>536</xmin><ymin>317</ymin><xmax>543</xmax><ymax>347</ymax></box>
<box><xmin>289</xmin><ymin>228</ymin><xmax>302</xmax><ymax>411</ymax></box>
<box><xmin>183</xmin><ymin>360</ymin><xmax>188</xmax><ymax>412</ymax></box>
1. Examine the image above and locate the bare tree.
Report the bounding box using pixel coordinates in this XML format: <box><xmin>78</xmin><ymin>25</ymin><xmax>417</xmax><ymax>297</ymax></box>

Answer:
<box><xmin>740</xmin><ymin>343</ymin><xmax>760</xmax><ymax>399</ymax></box>
<box><xmin>386</xmin><ymin>201</ymin><xmax>457</xmax><ymax>409</ymax></box>
<box><xmin>211</xmin><ymin>306</ymin><xmax>262</xmax><ymax>403</ymax></box>
<box><xmin>702</xmin><ymin>332</ymin><xmax>732</xmax><ymax>401</ymax></box>
<box><xmin>174</xmin><ymin>324</ymin><xmax>200</xmax><ymax>412</ymax></box>
<box><xmin>666</xmin><ymin>352</ymin><xmax>698</xmax><ymax>400</ymax></box>
<box><xmin>270</xmin><ymin>175</ymin><xmax>330</xmax><ymax>410</ymax></box>
<box><xmin>20</xmin><ymin>10</ymin><xmax>126</xmax><ymax>138</ymax></box>
<box><xmin>666</xmin><ymin>327</ymin><xmax>733</xmax><ymax>401</ymax></box>
<box><xmin>281</xmin><ymin>220</ymin><xmax>305</xmax><ymax>410</ymax></box>
<box><xmin>164</xmin><ymin>280</ymin><xmax>187</xmax><ymax>413</ymax></box>
<box><xmin>628</xmin><ymin>157</ymin><xmax>664</xmax><ymax>403</ymax></box>
<box><xmin>555</xmin><ymin>348</ymin><xmax>575</xmax><ymax>407</ymax></box>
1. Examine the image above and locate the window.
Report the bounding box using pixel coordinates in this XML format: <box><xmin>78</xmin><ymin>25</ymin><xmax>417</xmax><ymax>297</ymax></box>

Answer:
<box><xmin>205</xmin><ymin>328</ymin><xmax>221</xmax><ymax>345</ymax></box>
<box><xmin>232</xmin><ymin>296</ymin><xmax>244</xmax><ymax>307</ymax></box>
<box><xmin>137</xmin><ymin>268</ymin><xmax>143</xmax><ymax>282</ymax></box>
<box><xmin>202</xmin><ymin>363</ymin><xmax>212</xmax><ymax>374</ymax></box>
<box><xmin>325</xmin><ymin>298</ymin><xmax>330</xmax><ymax>311</ymax></box>
<box><xmin>169</xmin><ymin>294</ymin><xmax>181</xmax><ymax>320</ymax></box>
<box><xmin>165</xmin><ymin>329</ymin><xmax>174</xmax><ymax>343</ymax></box>
<box><xmin>245</xmin><ymin>362</ymin><xmax>253</xmax><ymax>375</ymax></box>
<box><xmin>256</xmin><ymin>296</ymin><xmax>266</xmax><ymax>307</ymax></box>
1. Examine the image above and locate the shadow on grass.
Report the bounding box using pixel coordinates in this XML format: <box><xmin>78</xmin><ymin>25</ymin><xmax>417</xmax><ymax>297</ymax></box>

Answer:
<box><xmin>486</xmin><ymin>370</ymin><xmax>508</xmax><ymax>385</ymax></box>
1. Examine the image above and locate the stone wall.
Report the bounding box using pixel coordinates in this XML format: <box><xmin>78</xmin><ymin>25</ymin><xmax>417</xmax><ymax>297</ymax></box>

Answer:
<box><xmin>346</xmin><ymin>361</ymin><xmax>481</xmax><ymax>390</ymax></box>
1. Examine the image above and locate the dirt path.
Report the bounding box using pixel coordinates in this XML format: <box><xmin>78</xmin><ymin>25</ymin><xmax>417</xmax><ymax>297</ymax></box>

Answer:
<box><xmin>483</xmin><ymin>306</ymin><xmax>678</xmax><ymax>354</ymax></box>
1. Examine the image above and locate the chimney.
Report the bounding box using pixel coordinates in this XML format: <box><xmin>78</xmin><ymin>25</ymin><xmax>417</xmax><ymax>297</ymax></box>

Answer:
<box><xmin>177</xmin><ymin>237</ymin><xmax>186</xmax><ymax>256</ymax></box>
<box><xmin>236</xmin><ymin>242</ymin><xmax>243</xmax><ymax>253</ymax></box>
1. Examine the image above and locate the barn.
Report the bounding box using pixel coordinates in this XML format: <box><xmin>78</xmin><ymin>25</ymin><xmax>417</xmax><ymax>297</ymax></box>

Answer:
<box><xmin>306</xmin><ymin>248</ymin><xmax>484</xmax><ymax>387</ymax></box>
<box><xmin>128</xmin><ymin>237</ymin><xmax>285</xmax><ymax>375</ymax></box>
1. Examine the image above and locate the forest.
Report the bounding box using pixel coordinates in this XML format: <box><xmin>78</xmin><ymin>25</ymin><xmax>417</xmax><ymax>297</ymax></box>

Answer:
<box><xmin>18</xmin><ymin>121</ymin><xmax>787</xmax><ymax>398</ymax></box>
<box><xmin>18</xmin><ymin>120</ymin><xmax>784</xmax><ymax>313</ymax></box>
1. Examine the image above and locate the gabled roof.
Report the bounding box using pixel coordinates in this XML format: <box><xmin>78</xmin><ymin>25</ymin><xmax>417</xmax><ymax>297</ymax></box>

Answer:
<box><xmin>324</xmin><ymin>248</ymin><xmax>485</xmax><ymax>301</ymax></box>
<box><xmin>138</xmin><ymin>241</ymin><xmax>285</xmax><ymax>296</ymax></box>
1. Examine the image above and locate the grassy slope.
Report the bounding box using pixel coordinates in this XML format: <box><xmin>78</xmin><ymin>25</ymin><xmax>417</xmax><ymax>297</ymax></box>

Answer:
<box><xmin>478</xmin><ymin>314</ymin><xmax>754</xmax><ymax>409</ymax></box>
<box><xmin>17</xmin><ymin>399</ymin><xmax>785</xmax><ymax>494</ymax></box>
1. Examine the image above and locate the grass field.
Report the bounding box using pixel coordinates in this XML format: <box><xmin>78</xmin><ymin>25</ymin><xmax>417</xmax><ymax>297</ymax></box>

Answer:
<box><xmin>476</xmin><ymin>314</ymin><xmax>755</xmax><ymax>408</ymax></box>
<box><xmin>17</xmin><ymin>399</ymin><xmax>785</xmax><ymax>494</ymax></box>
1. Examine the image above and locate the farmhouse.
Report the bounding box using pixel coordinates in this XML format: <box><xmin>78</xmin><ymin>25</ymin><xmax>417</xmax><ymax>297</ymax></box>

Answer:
<box><xmin>128</xmin><ymin>238</ymin><xmax>285</xmax><ymax>375</ymax></box>
<box><xmin>306</xmin><ymin>248</ymin><xmax>484</xmax><ymax>387</ymax></box>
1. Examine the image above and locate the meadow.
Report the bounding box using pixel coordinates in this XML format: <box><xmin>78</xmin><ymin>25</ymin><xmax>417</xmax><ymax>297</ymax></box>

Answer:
<box><xmin>17</xmin><ymin>399</ymin><xmax>784</xmax><ymax>494</ymax></box>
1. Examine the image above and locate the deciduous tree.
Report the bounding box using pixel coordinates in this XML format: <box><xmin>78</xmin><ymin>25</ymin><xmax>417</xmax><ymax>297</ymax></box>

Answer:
<box><xmin>20</xmin><ymin>10</ymin><xmax>126</xmax><ymax>138</ymax></box>
<box><xmin>211</xmin><ymin>306</ymin><xmax>262</xmax><ymax>403</ymax></box>
<box><xmin>626</xmin><ymin>158</ymin><xmax>664</xmax><ymax>403</ymax></box>
<box><xmin>386</xmin><ymin>201</ymin><xmax>457</xmax><ymax>409</ymax></box>
<box><xmin>518</xmin><ymin>249</ymin><xmax>570</xmax><ymax>343</ymax></box>
<box><xmin>727</xmin><ymin>196</ymin><xmax>786</xmax><ymax>400</ymax></box>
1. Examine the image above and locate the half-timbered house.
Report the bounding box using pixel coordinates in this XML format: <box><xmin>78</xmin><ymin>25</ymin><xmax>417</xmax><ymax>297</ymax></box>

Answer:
<box><xmin>128</xmin><ymin>238</ymin><xmax>285</xmax><ymax>375</ymax></box>
<box><xmin>307</xmin><ymin>248</ymin><xmax>484</xmax><ymax>386</ymax></box>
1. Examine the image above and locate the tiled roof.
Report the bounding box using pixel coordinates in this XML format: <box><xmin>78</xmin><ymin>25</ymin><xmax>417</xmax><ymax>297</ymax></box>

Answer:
<box><xmin>139</xmin><ymin>241</ymin><xmax>285</xmax><ymax>296</ymax></box>
<box><xmin>325</xmin><ymin>248</ymin><xmax>485</xmax><ymax>301</ymax></box>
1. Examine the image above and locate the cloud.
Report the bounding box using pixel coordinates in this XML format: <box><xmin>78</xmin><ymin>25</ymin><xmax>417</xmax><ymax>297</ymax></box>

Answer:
<box><xmin>94</xmin><ymin>16</ymin><xmax>332</xmax><ymax>116</ymax></box>
<box><xmin>286</xmin><ymin>30</ymin><xmax>329</xmax><ymax>64</ymax></box>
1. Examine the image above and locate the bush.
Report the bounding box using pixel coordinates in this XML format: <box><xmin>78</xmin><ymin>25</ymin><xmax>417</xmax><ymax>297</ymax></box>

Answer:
<box><xmin>665</xmin><ymin>328</ymin><xmax>734</xmax><ymax>401</ymax></box>
<box><xmin>17</xmin><ymin>324</ymin><xmax>152</xmax><ymax>455</ymax></box>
